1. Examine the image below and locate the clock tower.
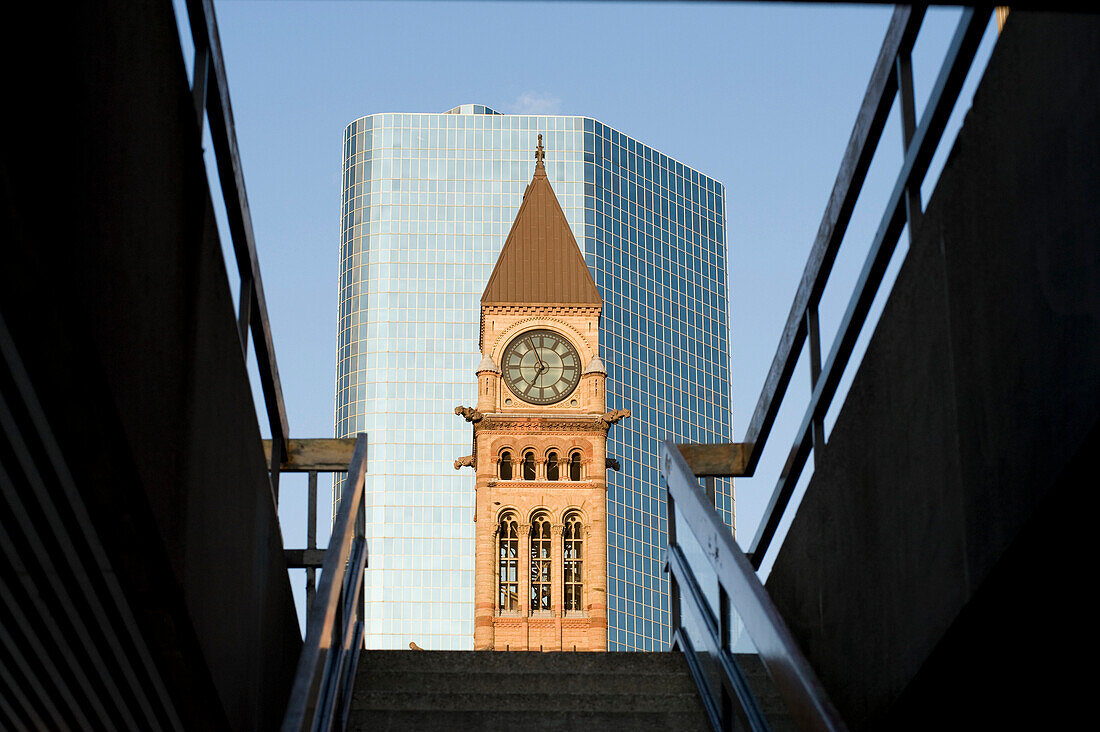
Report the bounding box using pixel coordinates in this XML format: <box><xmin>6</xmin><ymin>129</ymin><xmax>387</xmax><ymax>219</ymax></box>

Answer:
<box><xmin>456</xmin><ymin>136</ymin><xmax>626</xmax><ymax>651</ymax></box>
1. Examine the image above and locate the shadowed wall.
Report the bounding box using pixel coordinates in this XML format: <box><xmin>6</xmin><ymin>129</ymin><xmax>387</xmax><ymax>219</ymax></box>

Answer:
<box><xmin>1</xmin><ymin>1</ymin><xmax>300</xmax><ymax>728</ymax></box>
<box><xmin>764</xmin><ymin>13</ymin><xmax>1099</xmax><ymax>730</ymax></box>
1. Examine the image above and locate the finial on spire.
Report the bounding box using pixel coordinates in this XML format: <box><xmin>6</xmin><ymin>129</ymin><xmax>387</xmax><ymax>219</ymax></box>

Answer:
<box><xmin>535</xmin><ymin>134</ymin><xmax>546</xmax><ymax>167</ymax></box>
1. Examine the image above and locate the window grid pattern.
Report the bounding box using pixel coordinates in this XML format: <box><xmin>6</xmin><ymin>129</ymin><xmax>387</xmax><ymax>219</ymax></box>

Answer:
<box><xmin>583</xmin><ymin>118</ymin><xmax>733</xmax><ymax>652</ymax></box>
<box><xmin>334</xmin><ymin>108</ymin><xmax>731</xmax><ymax>652</ymax></box>
<box><xmin>498</xmin><ymin>513</ymin><xmax>518</xmax><ymax>612</ymax></box>
<box><xmin>564</xmin><ymin>514</ymin><xmax>584</xmax><ymax>613</ymax></box>
<box><xmin>530</xmin><ymin>514</ymin><xmax>551</xmax><ymax>612</ymax></box>
<box><xmin>335</xmin><ymin>111</ymin><xmax>584</xmax><ymax>650</ymax></box>
<box><xmin>522</xmin><ymin>451</ymin><xmax>536</xmax><ymax>481</ymax></box>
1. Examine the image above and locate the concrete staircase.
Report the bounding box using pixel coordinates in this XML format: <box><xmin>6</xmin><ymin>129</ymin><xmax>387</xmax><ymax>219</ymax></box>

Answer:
<box><xmin>347</xmin><ymin>650</ymin><xmax>712</xmax><ymax>731</ymax></box>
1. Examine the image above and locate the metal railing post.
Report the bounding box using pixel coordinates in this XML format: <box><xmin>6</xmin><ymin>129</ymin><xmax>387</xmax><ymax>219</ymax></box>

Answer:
<box><xmin>806</xmin><ymin>305</ymin><xmax>826</xmax><ymax>459</ymax></box>
<box><xmin>896</xmin><ymin>49</ymin><xmax>923</xmax><ymax>239</ymax></box>
<box><xmin>191</xmin><ymin>43</ymin><xmax>209</xmax><ymax>130</ymax></box>
<box><xmin>269</xmin><ymin>434</ymin><xmax>282</xmax><ymax>506</ymax></box>
<box><xmin>667</xmin><ymin>491</ymin><xmax>680</xmax><ymax>633</ymax></box>
<box><xmin>719</xmin><ymin>584</ymin><xmax>733</xmax><ymax>731</ymax></box>
<box><xmin>306</xmin><ymin>470</ymin><xmax>317</xmax><ymax>611</ymax></box>
<box><xmin>237</xmin><ymin>274</ymin><xmax>253</xmax><ymax>357</ymax></box>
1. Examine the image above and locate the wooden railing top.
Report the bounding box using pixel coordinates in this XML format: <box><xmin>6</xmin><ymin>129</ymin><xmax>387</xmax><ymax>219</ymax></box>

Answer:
<box><xmin>263</xmin><ymin>438</ymin><xmax>359</xmax><ymax>472</ymax></box>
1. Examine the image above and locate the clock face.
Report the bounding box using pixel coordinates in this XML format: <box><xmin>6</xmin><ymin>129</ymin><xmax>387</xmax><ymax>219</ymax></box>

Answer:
<box><xmin>501</xmin><ymin>329</ymin><xmax>581</xmax><ymax>405</ymax></box>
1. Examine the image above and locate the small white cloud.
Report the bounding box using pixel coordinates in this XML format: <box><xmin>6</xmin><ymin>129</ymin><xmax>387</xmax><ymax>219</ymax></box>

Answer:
<box><xmin>510</xmin><ymin>92</ymin><xmax>562</xmax><ymax>115</ymax></box>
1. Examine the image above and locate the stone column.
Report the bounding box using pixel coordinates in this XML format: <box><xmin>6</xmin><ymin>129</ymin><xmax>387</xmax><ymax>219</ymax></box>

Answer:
<box><xmin>518</xmin><ymin>523</ymin><xmax>531</xmax><ymax>627</ymax></box>
<box><xmin>587</xmin><ymin>516</ymin><xmax>609</xmax><ymax>650</ymax></box>
<box><xmin>590</xmin><ymin>435</ymin><xmax>607</xmax><ymax>491</ymax></box>
<box><xmin>474</xmin><ymin>521</ymin><xmax>496</xmax><ymax>650</ymax></box>
<box><xmin>551</xmin><ymin>522</ymin><xmax>564</xmax><ymax>651</ymax></box>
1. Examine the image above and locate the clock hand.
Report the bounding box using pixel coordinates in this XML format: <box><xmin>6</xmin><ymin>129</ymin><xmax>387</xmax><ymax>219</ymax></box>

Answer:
<box><xmin>532</xmin><ymin>345</ymin><xmax>547</xmax><ymax>385</ymax></box>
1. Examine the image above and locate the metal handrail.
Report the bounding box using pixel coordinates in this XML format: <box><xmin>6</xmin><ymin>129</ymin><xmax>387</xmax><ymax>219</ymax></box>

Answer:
<box><xmin>662</xmin><ymin>440</ymin><xmax>845</xmax><ymax>732</ymax></box>
<box><xmin>282</xmin><ymin>434</ymin><xmax>368</xmax><ymax>732</ymax></box>
<box><xmin>662</xmin><ymin>7</ymin><xmax>996</xmax><ymax>729</ymax></box>
<box><xmin>675</xmin><ymin>6</ymin><xmax>992</xmax><ymax>569</ymax></box>
<box><xmin>182</xmin><ymin>0</ymin><xmax>291</xmax><ymax>501</ymax></box>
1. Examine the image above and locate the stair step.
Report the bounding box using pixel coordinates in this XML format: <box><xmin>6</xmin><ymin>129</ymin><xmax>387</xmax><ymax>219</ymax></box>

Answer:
<box><xmin>356</xmin><ymin>669</ymin><xmax>697</xmax><ymax>694</ymax></box>
<box><xmin>347</xmin><ymin>709</ymin><xmax>710</xmax><ymax>732</ymax></box>
<box><xmin>358</xmin><ymin>650</ymin><xmax>692</xmax><ymax>674</ymax></box>
<box><xmin>350</xmin><ymin>650</ymin><xmax>710</xmax><ymax>730</ymax></box>
<box><xmin>352</xmin><ymin>689</ymin><xmax>705</xmax><ymax>714</ymax></box>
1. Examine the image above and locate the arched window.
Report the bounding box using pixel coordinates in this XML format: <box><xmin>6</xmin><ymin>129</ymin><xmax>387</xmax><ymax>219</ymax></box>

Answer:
<box><xmin>523</xmin><ymin>450</ymin><xmax>536</xmax><ymax>481</ymax></box>
<box><xmin>563</xmin><ymin>513</ymin><xmax>584</xmax><ymax>613</ymax></box>
<box><xmin>497</xmin><ymin>512</ymin><xmax>518</xmax><ymax>612</ymax></box>
<box><xmin>530</xmin><ymin>512</ymin><xmax>551</xmax><ymax>612</ymax></box>
<box><xmin>499</xmin><ymin>451</ymin><xmax>512</xmax><ymax>481</ymax></box>
<box><xmin>546</xmin><ymin>451</ymin><xmax>559</xmax><ymax>481</ymax></box>
<box><xmin>569</xmin><ymin>451</ymin><xmax>582</xmax><ymax>481</ymax></box>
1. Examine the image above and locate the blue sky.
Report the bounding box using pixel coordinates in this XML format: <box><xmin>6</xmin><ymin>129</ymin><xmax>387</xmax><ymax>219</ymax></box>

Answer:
<box><xmin>177</xmin><ymin>0</ymin><xmax>998</xmax><ymax>625</ymax></box>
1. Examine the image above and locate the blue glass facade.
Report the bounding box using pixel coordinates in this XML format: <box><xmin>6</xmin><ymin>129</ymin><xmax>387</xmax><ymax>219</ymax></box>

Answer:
<box><xmin>336</xmin><ymin>105</ymin><xmax>731</xmax><ymax>651</ymax></box>
<box><xmin>585</xmin><ymin>118</ymin><xmax>733</xmax><ymax>651</ymax></box>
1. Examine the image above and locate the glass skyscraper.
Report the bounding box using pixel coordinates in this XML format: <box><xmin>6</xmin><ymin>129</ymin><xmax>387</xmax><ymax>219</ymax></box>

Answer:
<box><xmin>336</xmin><ymin>103</ymin><xmax>732</xmax><ymax>651</ymax></box>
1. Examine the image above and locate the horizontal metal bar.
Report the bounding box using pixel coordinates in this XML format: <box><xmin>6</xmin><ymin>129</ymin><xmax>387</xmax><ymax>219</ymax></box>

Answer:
<box><xmin>284</xmin><ymin>549</ymin><xmax>326</xmax><ymax>569</ymax></box>
<box><xmin>677</xmin><ymin>442</ymin><xmax>752</xmax><ymax>477</ymax></box>
<box><xmin>281</xmin><ymin>434</ymin><xmax>368</xmax><ymax>732</ymax></box>
<box><xmin>185</xmin><ymin>0</ymin><xmax>289</xmax><ymax>445</ymax></box>
<box><xmin>661</xmin><ymin>440</ymin><xmax>845</xmax><ymax>732</ymax></box>
<box><xmin>747</xmin><ymin>6</ymin><xmax>992</xmax><ymax>566</ymax></box>
<box><xmin>263</xmin><ymin>438</ymin><xmax>358</xmax><ymax>472</ymax></box>
<box><xmin>738</xmin><ymin>6</ymin><xmax>924</xmax><ymax>477</ymax></box>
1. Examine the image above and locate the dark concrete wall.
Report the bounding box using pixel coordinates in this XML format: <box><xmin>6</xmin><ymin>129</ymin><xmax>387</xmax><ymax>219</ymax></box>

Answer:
<box><xmin>1</xmin><ymin>1</ymin><xmax>300</xmax><ymax>729</ymax></box>
<box><xmin>764</xmin><ymin>13</ymin><xmax>1099</xmax><ymax>729</ymax></box>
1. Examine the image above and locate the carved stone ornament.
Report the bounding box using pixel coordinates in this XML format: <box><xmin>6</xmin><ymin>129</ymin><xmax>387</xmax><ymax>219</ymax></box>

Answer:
<box><xmin>605</xmin><ymin>457</ymin><xmax>621</xmax><ymax>471</ymax></box>
<box><xmin>598</xmin><ymin>409</ymin><xmax>631</xmax><ymax>426</ymax></box>
<box><xmin>454</xmin><ymin>406</ymin><xmax>484</xmax><ymax>423</ymax></box>
<box><xmin>479</xmin><ymin>416</ymin><xmax>608</xmax><ymax>434</ymax></box>
<box><xmin>454</xmin><ymin>455</ymin><xmax>475</xmax><ymax>470</ymax></box>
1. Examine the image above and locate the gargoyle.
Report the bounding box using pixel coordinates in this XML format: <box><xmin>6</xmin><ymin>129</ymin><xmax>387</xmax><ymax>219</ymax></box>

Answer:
<box><xmin>599</xmin><ymin>408</ymin><xmax>631</xmax><ymax>426</ymax></box>
<box><xmin>606</xmin><ymin>457</ymin><xmax>621</xmax><ymax>471</ymax></box>
<box><xmin>454</xmin><ymin>406</ymin><xmax>483</xmax><ymax>423</ymax></box>
<box><xmin>453</xmin><ymin>455</ymin><xmax>475</xmax><ymax>470</ymax></box>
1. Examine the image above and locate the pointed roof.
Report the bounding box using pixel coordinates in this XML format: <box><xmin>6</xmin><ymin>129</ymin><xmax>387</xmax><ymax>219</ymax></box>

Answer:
<box><xmin>476</xmin><ymin>353</ymin><xmax>500</xmax><ymax>374</ymax></box>
<box><xmin>583</xmin><ymin>356</ymin><xmax>607</xmax><ymax>375</ymax></box>
<box><xmin>481</xmin><ymin>135</ymin><xmax>602</xmax><ymax>307</ymax></box>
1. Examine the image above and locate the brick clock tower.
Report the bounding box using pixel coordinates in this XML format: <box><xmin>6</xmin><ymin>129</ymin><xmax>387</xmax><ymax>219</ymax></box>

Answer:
<box><xmin>456</xmin><ymin>137</ymin><xmax>627</xmax><ymax>652</ymax></box>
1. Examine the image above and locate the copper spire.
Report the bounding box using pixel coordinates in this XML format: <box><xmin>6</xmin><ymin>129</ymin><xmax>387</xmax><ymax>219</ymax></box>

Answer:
<box><xmin>481</xmin><ymin>134</ymin><xmax>601</xmax><ymax>308</ymax></box>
